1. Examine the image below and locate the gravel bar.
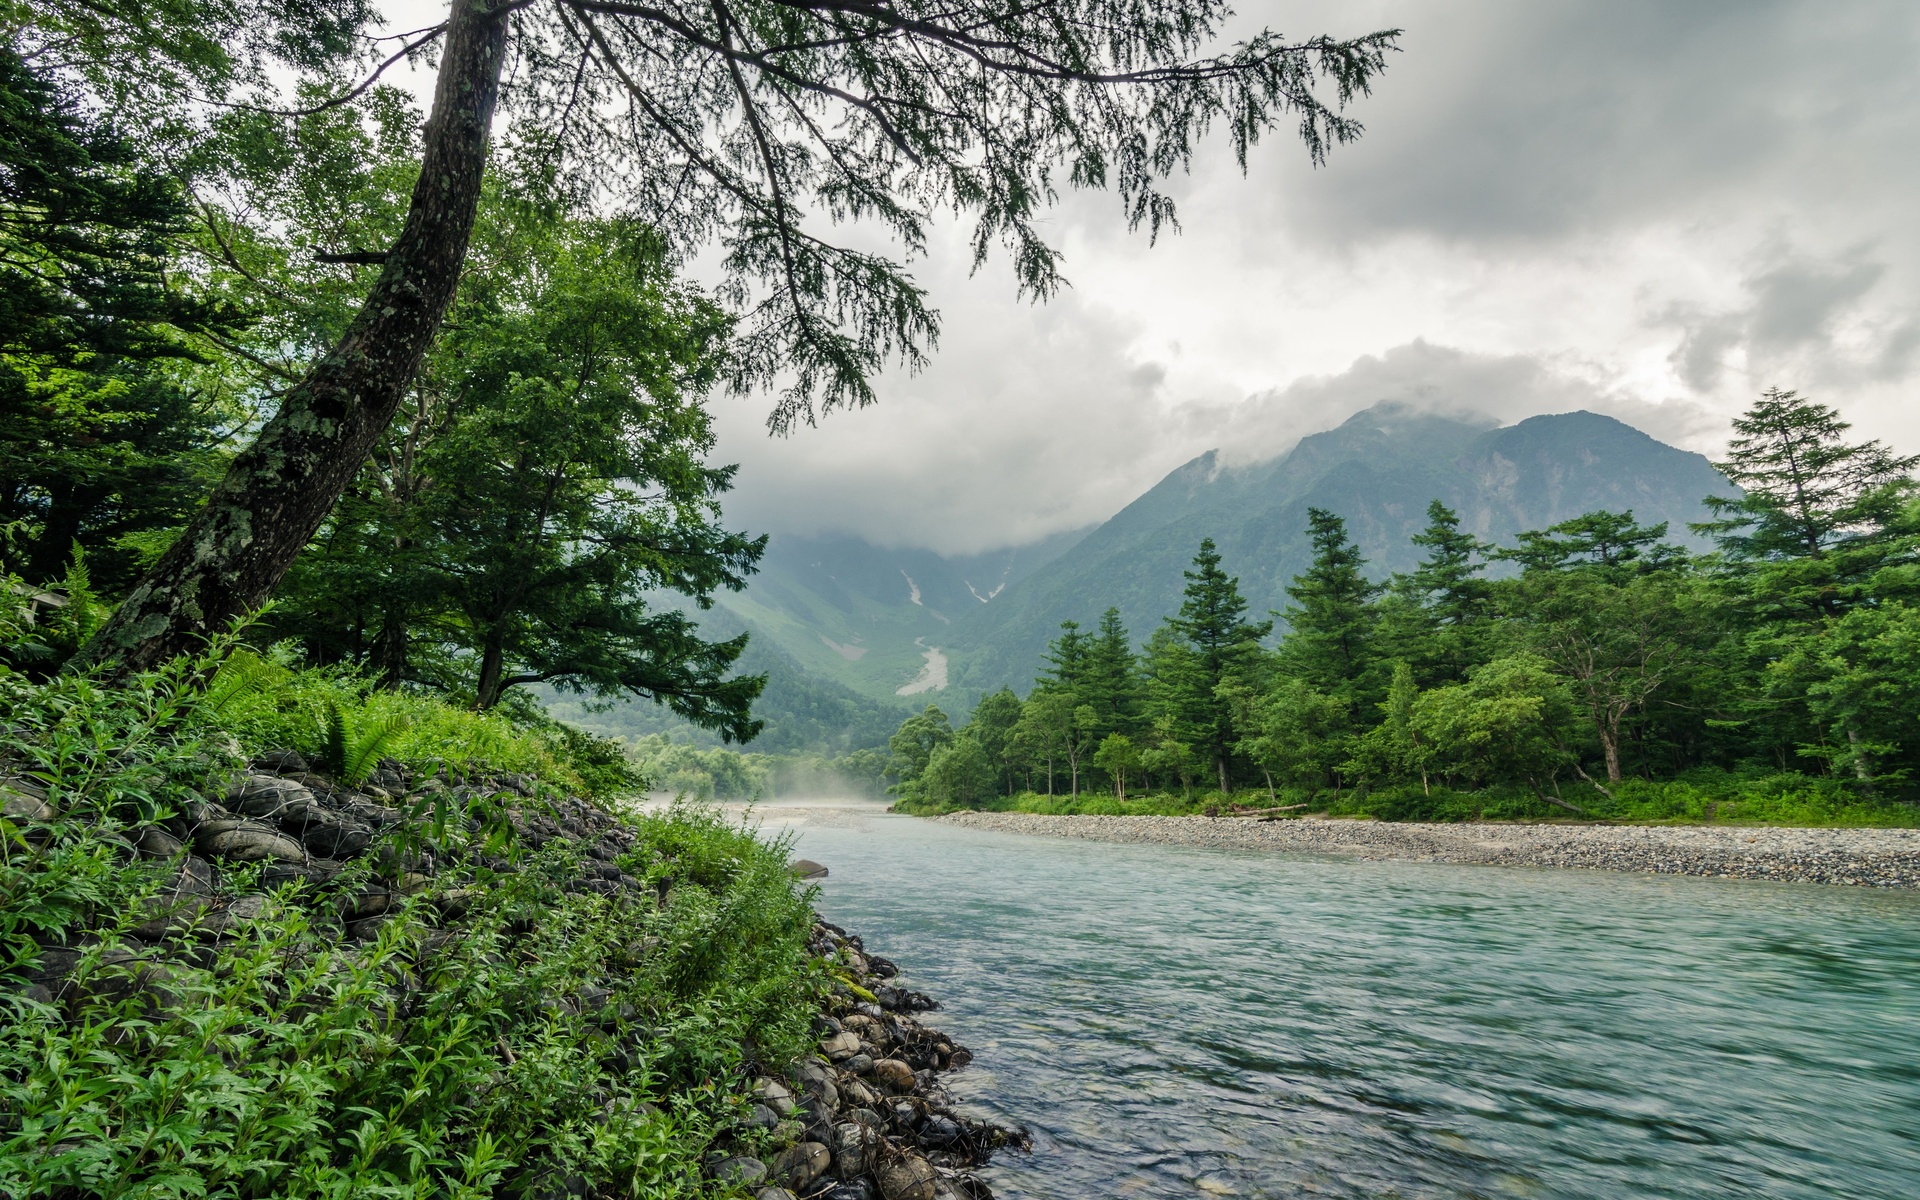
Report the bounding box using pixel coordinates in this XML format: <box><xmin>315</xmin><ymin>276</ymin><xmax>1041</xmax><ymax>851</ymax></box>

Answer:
<box><xmin>937</xmin><ymin>812</ymin><xmax>1920</xmax><ymax>889</ymax></box>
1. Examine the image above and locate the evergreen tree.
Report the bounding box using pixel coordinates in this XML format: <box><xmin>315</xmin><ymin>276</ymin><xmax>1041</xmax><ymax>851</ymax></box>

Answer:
<box><xmin>1703</xmin><ymin>387</ymin><xmax>1919</xmax><ymax>561</ymax></box>
<box><xmin>1403</xmin><ymin>501</ymin><xmax>1492</xmax><ymax>625</ymax></box>
<box><xmin>1081</xmin><ymin>607</ymin><xmax>1142</xmax><ymax>738</ymax></box>
<box><xmin>1277</xmin><ymin>508</ymin><xmax>1380</xmax><ymax>696</ymax></box>
<box><xmin>1698</xmin><ymin>388</ymin><xmax>1919</xmax><ymax>622</ymax></box>
<box><xmin>1502</xmin><ymin>510</ymin><xmax>1680</xmax><ymax>575</ymax></box>
<box><xmin>1036</xmin><ymin>620</ymin><xmax>1091</xmax><ymax>696</ymax></box>
<box><xmin>1163</xmin><ymin>538</ymin><xmax>1272</xmax><ymax>793</ymax></box>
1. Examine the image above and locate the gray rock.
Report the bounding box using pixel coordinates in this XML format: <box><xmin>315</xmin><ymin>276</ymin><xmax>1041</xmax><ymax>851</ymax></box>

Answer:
<box><xmin>744</xmin><ymin>1103</ymin><xmax>780</xmax><ymax>1130</ymax></box>
<box><xmin>252</xmin><ymin>749</ymin><xmax>309</xmax><ymax>774</ymax></box>
<box><xmin>300</xmin><ymin>812</ymin><xmax>375</xmax><ymax>859</ymax></box>
<box><xmin>201</xmin><ymin>826</ymin><xmax>306</xmax><ymax>863</ymax></box>
<box><xmin>822</xmin><ymin>1183</ymin><xmax>875</xmax><ymax>1200</ymax></box>
<box><xmin>772</xmin><ymin>1142</ymin><xmax>829</xmax><ymax>1189</ymax></box>
<box><xmin>135</xmin><ymin>826</ymin><xmax>184</xmax><ymax>858</ymax></box>
<box><xmin>2</xmin><ymin>784</ymin><xmax>54</xmax><ymax>821</ymax></box>
<box><xmin>820</xmin><ymin>1030</ymin><xmax>861</xmax><ymax>1062</ymax></box>
<box><xmin>918</xmin><ymin>1114</ymin><xmax>962</xmax><ymax>1148</ymax></box>
<box><xmin>790</xmin><ymin>859</ymin><xmax>829</xmax><ymax>879</ymax></box>
<box><xmin>226</xmin><ymin>774</ymin><xmax>317</xmax><ymax>818</ymax></box>
<box><xmin>712</xmin><ymin>1157</ymin><xmax>768</xmax><ymax>1187</ymax></box>
<box><xmin>756</xmin><ymin>1189</ymin><xmax>799</xmax><ymax>1200</ymax></box>
<box><xmin>876</xmin><ymin>1155</ymin><xmax>938</xmax><ymax>1200</ymax></box>
<box><xmin>843</xmin><ymin>1053</ymin><xmax>875</xmax><ymax>1076</ymax></box>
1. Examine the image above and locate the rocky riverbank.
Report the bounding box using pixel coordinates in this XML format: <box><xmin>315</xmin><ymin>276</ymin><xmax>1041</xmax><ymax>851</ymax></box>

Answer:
<box><xmin>938</xmin><ymin>812</ymin><xmax>1920</xmax><ymax>888</ymax></box>
<box><xmin>719</xmin><ymin>918</ymin><xmax>1022</xmax><ymax>1200</ymax></box>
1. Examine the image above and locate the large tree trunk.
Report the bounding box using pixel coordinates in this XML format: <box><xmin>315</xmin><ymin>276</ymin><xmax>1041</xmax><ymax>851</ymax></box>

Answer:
<box><xmin>73</xmin><ymin>0</ymin><xmax>510</xmax><ymax>674</ymax></box>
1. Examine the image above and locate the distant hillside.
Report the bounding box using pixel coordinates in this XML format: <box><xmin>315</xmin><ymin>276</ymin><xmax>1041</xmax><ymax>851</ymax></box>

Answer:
<box><xmin>945</xmin><ymin>403</ymin><xmax>1732</xmax><ymax>692</ymax></box>
<box><xmin>541</xmin><ymin>604</ymin><xmax>912</xmax><ymax>753</ymax></box>
<box><xmin>703</xmin><ymin>525</ymin><xmax>1091</xmax><ymax>705</ymax></box>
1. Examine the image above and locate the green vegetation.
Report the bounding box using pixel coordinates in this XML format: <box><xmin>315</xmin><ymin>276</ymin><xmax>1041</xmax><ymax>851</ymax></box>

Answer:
<box><xmin>0</xmin><ymin>615</ymin><xmax>822</xmax><ymax>1196</ymax></box>
<box><xmin>892</xmin><ymin>390</ymin><xmax>1920</xmax><ymax>828</ymax></box>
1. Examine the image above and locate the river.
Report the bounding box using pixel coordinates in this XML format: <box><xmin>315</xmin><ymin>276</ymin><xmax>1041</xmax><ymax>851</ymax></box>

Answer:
<box><xmin>757</xmin><ymin>804</ymin><xmax>1920</xmax><ymax>1200</ymax></box>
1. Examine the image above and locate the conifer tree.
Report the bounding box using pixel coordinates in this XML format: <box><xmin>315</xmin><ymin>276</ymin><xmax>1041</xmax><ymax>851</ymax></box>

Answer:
<box><xmin>1081</xmin><ymin>607</ymin><xmax>1142</xmax><ymax>738</ymax></box>
<box><xmin>1278</xmin><ymin>508</ymin><xmax>1380</xmax><ymax>696</ymax></box>
<box><xmin>1036</xmin><ymin>620</ymin><xmax>1091</xmax><ymax>696</ymax></box>
<box><xmin>1164</xmin><ymin>538</ymin><xmax>1272</xmax><ymax>793</ymax></box>
<box><xmin>1403</xmin><ymin>501</ymin><xmax>1491</xmax><ymax>626</ymax></box>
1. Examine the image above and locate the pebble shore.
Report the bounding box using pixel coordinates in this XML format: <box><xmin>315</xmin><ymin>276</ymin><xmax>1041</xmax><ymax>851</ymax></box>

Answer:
<box><xmin>938</xmin><ymin>812</ymin><xmax>1920</xmax><ymax>889</ymax></box>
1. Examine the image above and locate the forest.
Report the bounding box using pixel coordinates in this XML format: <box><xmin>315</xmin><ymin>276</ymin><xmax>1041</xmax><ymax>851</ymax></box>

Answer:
<box><xmin>886</xmin><ymin>389</ymin><xmax>1920</xmax><ymax>825</ymax></box>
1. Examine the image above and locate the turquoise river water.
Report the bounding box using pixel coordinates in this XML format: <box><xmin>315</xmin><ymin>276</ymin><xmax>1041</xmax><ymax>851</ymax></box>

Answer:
<box><xmin>760</xmin><ymin>806</ymin><xmax>1920</xmax><ymax>1200</ymax></box>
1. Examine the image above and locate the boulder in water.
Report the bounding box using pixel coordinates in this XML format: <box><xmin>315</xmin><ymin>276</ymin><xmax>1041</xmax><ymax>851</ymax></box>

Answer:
<box><xmin>790</xmin><ymin>859</ymin><xmax>829</xmax><ymax>879</ymax></box>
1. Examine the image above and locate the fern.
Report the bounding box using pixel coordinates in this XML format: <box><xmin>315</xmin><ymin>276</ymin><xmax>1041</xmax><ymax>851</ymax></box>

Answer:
<box><xmin>201</xmin><ymin>649</ymin><xmax>287</xmax><ymax>719</ymax></box>
<box><xmin>319</xmin><ymin>698</ymin><xmax>413</xmax><ymax>785</ymax></box>
<box><xmin>342</xmin><ymin>711</ymin><xmax>412</xmax><ymax>785</ymax></box>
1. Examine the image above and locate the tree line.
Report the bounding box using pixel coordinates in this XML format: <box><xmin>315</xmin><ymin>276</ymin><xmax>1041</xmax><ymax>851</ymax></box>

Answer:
<box><xmin>887</xmin><ymin>390</ymin><xmax>1920</xmax><ymax>812</ymax></box>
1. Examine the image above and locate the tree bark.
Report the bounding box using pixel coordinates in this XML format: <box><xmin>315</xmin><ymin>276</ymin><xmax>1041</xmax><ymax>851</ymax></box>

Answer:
<box><xmin>74</xmin><ymin>0</ymin><xmax>511</xmax><ymax>674</ymax></box>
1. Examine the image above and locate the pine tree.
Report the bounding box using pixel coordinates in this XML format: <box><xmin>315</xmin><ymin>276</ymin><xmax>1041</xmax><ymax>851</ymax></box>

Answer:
<box><xmin>1080</xmin><ymin>607</ymin><xmax>1141</xmax><ymax>738</ymax></box>
<box><xmin>1164</xmin><ymin>539</ymin><xmax>1272</xmax><ymax>793</ymax></box>
<box><xmin>1278</xmin><ymin>508</ymin><xmax>1381</xmax><ymax>695</ymax></box>
<box><xmin>1036</xmin><ymin>620</ymin><xmax>1091</xmax><ymax>696</ymax></box>
<box><xmin>1402</xmin><ymin>501</ymin><xmax>1491</xmax><ymax>626</ymax></box>
<box><xmin>1702</xmin><ymin>388</ymin><xmax>1919</xmax><ymax>561</ymax></box>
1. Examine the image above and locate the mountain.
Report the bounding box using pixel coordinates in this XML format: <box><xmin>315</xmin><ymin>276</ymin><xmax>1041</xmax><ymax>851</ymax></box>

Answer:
<box><xmin>553</xmin><ymin>525</ymin><xmax>1093</xmax><ymax>751</ymax></box>
<box><xmin>944</xmin><ymin>404</ymin><xmax>1732</xmax><ymax>692</ymax></box>
<box><xmin>570</xmin><ymin>403</ymin><xmax>1730</xmax><ymax>750</ymax></box>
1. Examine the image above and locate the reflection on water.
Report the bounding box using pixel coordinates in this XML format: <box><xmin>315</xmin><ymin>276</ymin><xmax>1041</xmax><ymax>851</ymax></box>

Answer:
<box><xmin>757</xmin><ymin>806</ymin><xmax>1920</xmax><ymax>1200</ymax></box>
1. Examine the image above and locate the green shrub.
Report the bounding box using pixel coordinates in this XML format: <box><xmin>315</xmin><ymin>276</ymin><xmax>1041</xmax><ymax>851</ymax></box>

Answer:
<box><xmin>0</xmin><ymin>641</ymin><xmax>822</xmax><ymax>1198</ymax></box>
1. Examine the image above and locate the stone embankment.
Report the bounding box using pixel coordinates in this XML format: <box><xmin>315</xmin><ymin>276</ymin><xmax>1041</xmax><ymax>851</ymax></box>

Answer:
<box><xmin>719</xmin><ymin>919</ymin><xmax>1021</xmax><ymax>1200</ymax></box>
<box><xmin>939</xmin><ymin>813</ymin><xmax>1920</xmax><ymax>889</ymax></box>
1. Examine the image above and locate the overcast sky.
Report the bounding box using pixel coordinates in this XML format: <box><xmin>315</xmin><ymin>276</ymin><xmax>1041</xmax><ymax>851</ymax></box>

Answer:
<box><xmin>385</xmin><ymin>1</ymin><xmax>1920</xmax><ymax>555</ymax></box>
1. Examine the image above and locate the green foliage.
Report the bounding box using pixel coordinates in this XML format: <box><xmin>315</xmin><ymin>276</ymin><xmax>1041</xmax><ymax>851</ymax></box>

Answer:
<box><xmin>0</xmin><ymin>623</ymin><xmax>821</xmax><ymax>1197</ymax></box>
<box><xmin>273</xmin><ymin>204</ymin><xmax>766</xmax><ymax>735</ymax></box>
<box><xmin>889</xmin><ymin>389</ymin><xmax>1920</xmax><ymax>824</ymax></box>
<box><xmin>1276</xmin><ymin>507</ymin><xmax>1381</xmax><ymax>698</ymax></box>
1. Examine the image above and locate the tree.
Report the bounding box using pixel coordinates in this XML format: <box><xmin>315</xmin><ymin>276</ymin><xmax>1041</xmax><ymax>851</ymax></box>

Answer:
<box><xmin>1411</xmin><ymin>655</ymin><xmax>1577</xmax><ymax>798</ymax></box>
<box><xmin>1403</xmin><ymin>501</ymin><xmax>1491</xmax><ymax>625</ymax></box>
<box><xmin>0</xmin><ymin>45</ymin><xmax>244</xmax><ymax>591</ymax></box>
<box><xmin>1081</xmin><ymin>607</ymin><xmax>1141</xmax><ymax>738</ymax></box>
<box><xmin>1226</xmin><ymin>675</ymin><xmax>1349</xmax><ymax>800</ymax></box>
<box><xmin>1704</xmin><ymin>388</ymin><xmax>1919</xmax><ymax>562</ymax></box>
<box><xmin>921</xmin><ymin>735</ymin><xmax>995</xmax><ymax>808</ymax></box>
<box><xmin>1013</xmin><ymin>690</ymin><xmax>1097</xmax><ymax>798</ymax></box>
<box><xmin>1037</xmin><ymin>619</ymin><xmax>1091</xmax><ymax>696</ymax></box>
<box><xmin>1500</xmin><ymin>509</ymin><xmax>1679</xmax><ymax>575</ymax></box>
<box><xmin>1698</xmin><ymin>388</ymin><xmax>1919</xmax><ymax>623</ymax></box>
<box><xmin>1092</xmin><ymin>733</ymin><xmax>1140</xmax><ymax>801</ymax></box>
<box><xmin>78</xmin><ymin>1</ymin><xmax>1399</xmax><ymax>671</ymax></box>
<box><xmin>887</xmin><ymin>704</ymin><xmax>953</xmax><ymax>794</ymax></box>
<box><xmin>1277</xmin><ymin>507</ymin><xmax>1379</xmax><ymax>696</ymax></box>
<box><xmin>1520</xmin><ymin>570</ymin><xmax>1700</xmax><ymax>785</ymax></box>
<box><xmin>1137</xmin><ymin>714</ymin><xmax>1199</xmax><ymax>799</ymax></box>
<box><xmin>1345</xmin><ymin>660</ymin><xmax>1433</xmax><ymax>793</ymax></box>
<box><xmin>1163</xmin><ymin>538</ymin><xmax>1272</xmax><ymax>792</ymax></box>
<box><xmin>272</xmin><ymin>216</ymin><xmax>765</xmax><ymax>735</ymax></box>
<box><xmin>1383</xmin><ymin>500</ymin><xmax>1494</xmax><ymax>684</ymax></box>
<box><xmin>967</xmin><ymin>687</ymin><xmax>1025</xmax><ymax>796</ymax></box>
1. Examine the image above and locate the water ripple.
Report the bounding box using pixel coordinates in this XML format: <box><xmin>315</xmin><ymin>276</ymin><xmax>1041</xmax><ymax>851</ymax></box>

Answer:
<box><xmin>771</xmin><ymin>812</ymin><xmax>1920</xmax><ymax>1200</ymax></box>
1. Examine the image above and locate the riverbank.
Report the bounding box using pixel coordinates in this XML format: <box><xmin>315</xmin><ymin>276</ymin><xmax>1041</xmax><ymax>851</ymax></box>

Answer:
<box><xmin>936</xmin><ymin>812</ymin><xmax>1920</xmax><ymax>888</ymax></box>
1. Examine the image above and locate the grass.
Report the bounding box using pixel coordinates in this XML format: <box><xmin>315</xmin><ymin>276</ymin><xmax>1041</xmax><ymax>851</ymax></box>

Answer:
<box><xmin>0</xmin><ymin>640</ymin><xmax>824</xmax><ymax>1199</ymax></box>
<box><xmin>894</xmin><ymin>770</ymin><xmax>1920</xmax><ymax>828</ymax></box>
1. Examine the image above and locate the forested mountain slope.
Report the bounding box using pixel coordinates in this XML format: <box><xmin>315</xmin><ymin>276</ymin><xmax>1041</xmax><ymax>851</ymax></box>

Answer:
<box><xmin>947</xmin><ymin>403</ymin><xmax>1730</xmax><ymax>692</ymax></box>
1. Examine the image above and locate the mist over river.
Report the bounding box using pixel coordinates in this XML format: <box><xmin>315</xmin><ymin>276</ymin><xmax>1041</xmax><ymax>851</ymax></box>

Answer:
<box><xmin>757</xmin><ymin>805</ymin><xmax>1920</xmax><ymax>1200</ymax></box>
